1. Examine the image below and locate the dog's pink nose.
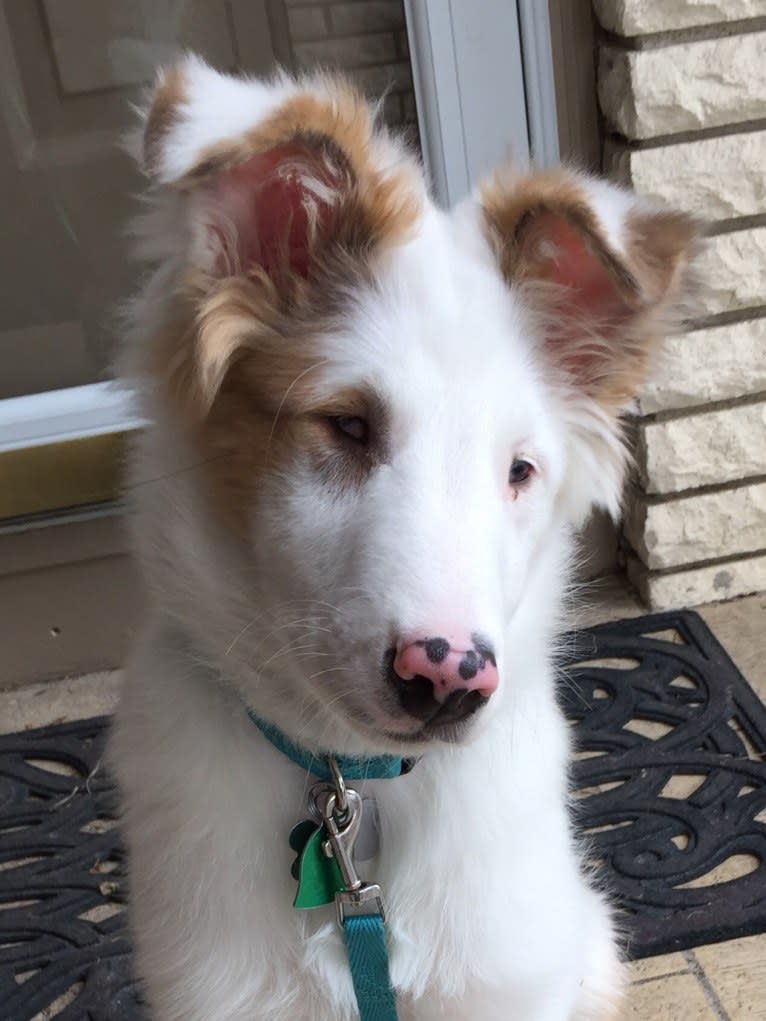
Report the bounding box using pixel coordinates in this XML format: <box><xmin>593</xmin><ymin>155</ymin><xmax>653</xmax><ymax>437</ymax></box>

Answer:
<box><xmin>393</xmin><ymin>634</ymin><xmax>499</xmax><ymax>704</ymax></box>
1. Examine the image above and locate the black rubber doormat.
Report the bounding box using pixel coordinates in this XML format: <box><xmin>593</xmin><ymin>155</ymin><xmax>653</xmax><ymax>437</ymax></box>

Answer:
<box><xmin>1</xmin><ymin>610</ymin><xmax>765</xmax><ymax>1019</ymax></box>
<box><xmin>0</xmin><ymin>717</ymin><xmax>138</xmax><ymax>1021</ymax></box>
<box><xmin>559</xmin><ymin>609</ymin><xmax>766</xmax><ymax>959</ymax></box>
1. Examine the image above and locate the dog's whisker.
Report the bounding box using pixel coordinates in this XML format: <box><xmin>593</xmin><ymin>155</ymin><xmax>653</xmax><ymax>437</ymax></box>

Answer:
<box><xmin>227</xmin><ymin>612</ymin><xmax>335</xmax><ymax>660</ymax></box>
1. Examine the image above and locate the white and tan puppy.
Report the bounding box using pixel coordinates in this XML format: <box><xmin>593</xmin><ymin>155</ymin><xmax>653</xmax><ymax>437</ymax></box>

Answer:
<box><xmin>110</xmin><ymin>57</ymin><xmax>699</xmax><ymax>1021</ymax></box>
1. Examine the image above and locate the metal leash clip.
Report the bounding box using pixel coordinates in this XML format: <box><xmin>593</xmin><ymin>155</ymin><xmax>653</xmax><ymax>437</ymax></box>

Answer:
<box><xmin>317</xmin><ymin>759</ymin><xmax>386</xmax><ymax>927</ymax></box>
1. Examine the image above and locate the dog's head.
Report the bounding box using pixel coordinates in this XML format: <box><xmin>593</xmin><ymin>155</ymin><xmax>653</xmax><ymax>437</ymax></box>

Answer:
<box><xmin>126</xmin><ymin>58</ymin><xmax>699</xmax><ymax>754</ymax></box>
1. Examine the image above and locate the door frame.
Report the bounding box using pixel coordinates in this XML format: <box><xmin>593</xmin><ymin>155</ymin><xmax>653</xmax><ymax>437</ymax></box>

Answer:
<box><xmin>405</xmin><ymin>0</ymin><xmax>559</xmax><ymax>208</ymax></box>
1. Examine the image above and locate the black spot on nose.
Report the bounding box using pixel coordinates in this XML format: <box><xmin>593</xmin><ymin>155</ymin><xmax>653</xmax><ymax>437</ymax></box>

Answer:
<box><xmin>421</xmin><ymin>637</ymin><xmax>450</xmax><ymax>664</ymax></box>
<box><xmin>458</xmin><ymin>650</ymin><xmax>479</xmax><ymax>680</ymax></box>
<box><xmin>471</xmin><ymin>632</ymin><xmax>497</xmax><ymax>668</ymax></box>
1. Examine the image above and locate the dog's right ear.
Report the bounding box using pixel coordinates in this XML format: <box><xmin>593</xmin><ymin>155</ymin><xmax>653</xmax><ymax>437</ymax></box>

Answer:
<box><xmin>139</xmin><ymin>57</ymin><xmax>421</xmax><ymax>287</ymax></box>
<box><xmin>133</xmin><ymin>57</ymin><xmax>422</xmax><ymax>409</ymax></box>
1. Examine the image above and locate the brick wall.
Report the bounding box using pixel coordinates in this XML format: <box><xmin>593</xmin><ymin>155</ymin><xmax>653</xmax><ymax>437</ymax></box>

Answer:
<box><xmin>284</xmin><ymin>0</ymin><xmax>418</xmax><ymax>140</ymax></box>
<box><xmin>593</xmin><ymin>0</ymin><xmax>766</xmax><ymax>608</ymax></box>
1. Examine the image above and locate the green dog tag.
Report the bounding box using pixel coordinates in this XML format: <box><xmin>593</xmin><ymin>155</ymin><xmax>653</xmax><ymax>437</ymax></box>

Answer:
<box><xmin>289</xmin><ymin>819</ymin><xmax>317</xmax><ymax>880</ymax></box>
<box><xmin>292</xmin><ymin>825</ymin><xmax>344</xmax><ymax>909</ymax></box>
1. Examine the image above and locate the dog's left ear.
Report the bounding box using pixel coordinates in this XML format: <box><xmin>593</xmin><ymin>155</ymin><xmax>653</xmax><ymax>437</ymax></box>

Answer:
<box><xmin>482</xmin><ymin>167</ymin><xmax>700</xmax><ymax>415</ymax></box>
<box><xmin>481</xmin><ymin>167</ymin><xmax>701</xmax><ymax>520</ymax></box>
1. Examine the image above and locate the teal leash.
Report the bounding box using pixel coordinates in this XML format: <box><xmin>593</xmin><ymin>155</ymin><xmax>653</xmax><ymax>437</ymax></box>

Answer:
<box><xmin>343</xmin><ymin>915</ymin><xmax>399</xmax><ymax>1021</ymax></box>
<box><xmin>247</xmin><ymin>711</ymin><xmax>402</xmax><ymax>1021</ymax></box>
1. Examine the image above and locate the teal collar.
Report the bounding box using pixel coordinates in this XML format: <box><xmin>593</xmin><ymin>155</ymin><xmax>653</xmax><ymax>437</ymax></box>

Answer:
<box><xmin>246</xmin><ymin>709</ymin><xmax>410</xmax><ymax>780</ymax></box>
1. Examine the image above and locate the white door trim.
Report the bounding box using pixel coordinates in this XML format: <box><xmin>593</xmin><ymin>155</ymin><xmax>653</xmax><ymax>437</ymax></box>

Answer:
<box><xmin>518</xmin><ymin>0</ymin><xmax>561</xmax><ymax>168</ymax></box>
<box><xmin>405</xmin><ymin>0</ymin><xmax>559</xmax><ymax>208</ymax></box>
<box><xmin>0</xmin><ymin>382</ymin><xmax>144</xmax><ymax>453</ymax></box>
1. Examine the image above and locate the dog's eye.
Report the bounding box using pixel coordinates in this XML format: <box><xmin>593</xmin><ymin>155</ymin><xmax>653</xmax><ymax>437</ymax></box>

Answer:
<box><xmin>332</xmin><ymin>415</ymin><xmax>370</xmax><ymax>446</ymax></box>
<box><xmin>509</xmin><ymin>458</ymin><xmax>534</xmax><ymax>485</ymax></box>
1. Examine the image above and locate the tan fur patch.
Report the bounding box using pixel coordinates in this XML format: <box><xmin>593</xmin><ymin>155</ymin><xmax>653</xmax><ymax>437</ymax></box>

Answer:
<box><xmin>625</xmin><ymin>208</ymin><xmax>699</xmax><ymax>307</ymax></box>
<box><xmin>147</xmin><ymin>256</ymin><xmax>385</xmax><ymax>534</ymax></box>
<box><xmin>152</xmin><ymin>240</ymin><xmax>373</xmax><ymax>404</ymax></box>
<box><xmin>192</xmin><ymin>359</ymin><xmax>321</xmax><ymax>536</ymax></box>
<box><xmin>597</xmin><ymin>210</ymin><xmax>700</xmax><ymax>410</ymax></box>
<box><xmin>148</xmin><ymin>271</ymin><xmax>313</xmax><ymax>415</ymax></box>
<box><xmin>143</xmin><ymin>64</ymin><xmax>187</xmax><ymax>177</ymax></box>
<box><xmin>481</xmin><ymin>166</ymin><xmax>700</xmax><ymax>413</ymax></box>
<box><xmin>179</xmin><ymin>82</ymin><xmax>422</xmax><ymax>255</ymax></box>
<box><xmin>482</xmin><ymin>167</ymin><xmax>640</xmax><ymax>305</ymax></box>
<box><xmin>196</xmin><ymin>349</ymin><xmax>385</xmax><ymax>536</ymax></box>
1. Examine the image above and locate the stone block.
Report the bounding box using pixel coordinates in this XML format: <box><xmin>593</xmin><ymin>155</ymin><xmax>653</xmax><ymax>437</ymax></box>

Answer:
<box><xmin>639</xmin><ymin>319</ymin><xmax>766</xmax><ymax>414</ymax></box>
<box><xmin>605</xmin><ymin>131</ymin><xmax>766</xmax><ymax>219</ymax></box>
<box><xmin>598</xmin><ymin>33</ymin><xmax>766</xmax><ymax>139</ymax></box>
<box><xmin>627</xmin><ymin>552</ymin><xmax>766</xmax><ymax>609</ymax></box>
<box><xmin>593</xmin><ymin>0</ymin><xmax>766</xmax><ymax>35</ymax></box>
<box><xmin>625</xmin><ymin>483</ymin><xmax>766</xmax><ymax>569</ymax></box>
<box><xmin>637</xmin><ymin>402</ymin><xmax>766</xmax><ymax>494</ymax></box>
<box><xmin>696</xmin><ymin>229</ymin><xmax>766</xmax><ymax>317</ymax></box>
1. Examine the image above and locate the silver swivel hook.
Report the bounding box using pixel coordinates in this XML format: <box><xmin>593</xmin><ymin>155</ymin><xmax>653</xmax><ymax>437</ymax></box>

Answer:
<box><xmin>312</xmin><ymin>761</ymin><xmax>386</xmax><ymax>925</ymax></box>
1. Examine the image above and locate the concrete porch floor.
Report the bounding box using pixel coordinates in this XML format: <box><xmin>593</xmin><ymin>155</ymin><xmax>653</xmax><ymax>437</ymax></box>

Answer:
<box><xmin>2</xmin><ymin>581</ymin><xmax>765</xmax><ymax>1020</ymax></box>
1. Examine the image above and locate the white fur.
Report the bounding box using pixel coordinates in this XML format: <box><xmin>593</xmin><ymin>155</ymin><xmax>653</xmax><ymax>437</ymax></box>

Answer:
<box><xmin>107</xmin><ymin>61</ymin><xmax>652</xmax><ymax>1021</ymax></box>
<box><xmin>577</xmin><ymin>176</ymin><xmax>635</xmax><ymax>259</ymax></box>
<box><xmin>149</xmin><ymin>56</ymin><xmax>295</xmax><ymax>183</ymax></box>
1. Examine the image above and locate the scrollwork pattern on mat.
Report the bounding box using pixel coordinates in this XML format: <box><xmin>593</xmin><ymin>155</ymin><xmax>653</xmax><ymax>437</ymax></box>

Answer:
<box><xmin>0</xmin><ymin>719</ymin><xmax>143</xmax><ymax>1021</ymax></box>
<box><xmin>560</xmin><ymin>610</ymin><xmax>766</xmax><ymax>958</ymax></box>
